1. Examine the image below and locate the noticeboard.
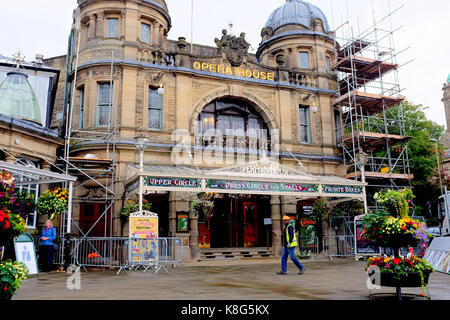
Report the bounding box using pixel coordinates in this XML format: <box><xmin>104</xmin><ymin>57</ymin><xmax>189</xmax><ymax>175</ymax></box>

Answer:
<box><xmin>177</xmin><ymin>212</ymin><xmax>189</xmax><ymax>233</ymax></box>
<box><xmin>14</xmin><ymin>233</ymin><xmax>39</xmax><ymax>276</ymax></box>
<box><xmin>129</xmin><ymin>211</ymin><xmax>159</xmax><ymax>265</ymax></box>
<box><xmin>354</xmin><ymin>216</ymin><xmax>381</xmax><ymax>257</ymax></box>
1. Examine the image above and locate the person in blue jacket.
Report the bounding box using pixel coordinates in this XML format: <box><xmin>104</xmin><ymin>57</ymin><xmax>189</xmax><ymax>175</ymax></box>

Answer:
<box><xmin>39</xmin><ymin>220</ymin><xmax>57</xmax><ymax>272</ymax></box>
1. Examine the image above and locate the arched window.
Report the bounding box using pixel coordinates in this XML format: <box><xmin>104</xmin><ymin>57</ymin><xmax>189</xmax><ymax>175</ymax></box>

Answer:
<box><xmin>198</xmin><ymin>99</ymin><xmax>269</xmax><ymax>137</ymax></box>
<box><xmin>196</xmin><ymin>98</ymin><xmax>270</xmax><ymax>150</ymax></box>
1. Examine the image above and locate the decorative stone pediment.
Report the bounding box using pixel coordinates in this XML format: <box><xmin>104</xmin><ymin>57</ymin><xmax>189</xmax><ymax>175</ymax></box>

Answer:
<box><xmin>208</xmin><ymin>157</ymin><xmax>318</xmax><ymax>181</ymax></box>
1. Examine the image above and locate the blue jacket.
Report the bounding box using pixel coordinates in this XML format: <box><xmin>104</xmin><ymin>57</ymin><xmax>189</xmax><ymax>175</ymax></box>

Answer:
<box><xmin>40</xmin><ymin>227</ymin><xmax>56</xmax><ymax>245</ymax></box>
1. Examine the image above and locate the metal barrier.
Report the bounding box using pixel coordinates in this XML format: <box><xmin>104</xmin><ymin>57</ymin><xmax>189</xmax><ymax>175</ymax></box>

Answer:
<box><xmin>323</xmin><ymin>235</ymin><xmax>355</xmax><ymax>258</ymax></box>
<box><xmin>298</xmin><ymin>236</ymin><xmax>319</xmax><ymax>257</ymax></box>
<box><xmin>33</xmin><ymin>236</ymin><xmax>75</xmax><ymax>267</ymax></box>
<box><xmin>423</xmin><ymin>237</ymin><xmax>450</xmax><ymax>274</ymax></box>
<box><xmin>73</xmin><ymin>237</ymin><xmax>184</xmax><ymax>275</ymax></box>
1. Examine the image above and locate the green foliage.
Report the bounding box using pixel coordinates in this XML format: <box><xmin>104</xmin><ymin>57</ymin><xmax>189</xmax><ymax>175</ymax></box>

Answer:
<box><xmin>311</xmin><ymin>197</ymin><xmax>331</xmax><ymax>221</ymax></box>
<box><xmin>374</xmin><ymin>188</ymin><xmax>414</xmax><ymax>218</ymax></box>
<box><xmin>120</xmin><ymin>198</ymin><xmax>152</xmax><ymax>217</ymax></box>
<box><xmin>12</xmin><ymin>191</ymin><xmax>36</xmax><ymax>220</ymax></box>
<box><xmin>36</xmin><ymin>188</ymin><xmax>68</xmax><ymax>220</ymax></box>
<box><xmin>0</xmin><ymin>260</ymin><xmax>29</xmax><ymax>300</ymax></box>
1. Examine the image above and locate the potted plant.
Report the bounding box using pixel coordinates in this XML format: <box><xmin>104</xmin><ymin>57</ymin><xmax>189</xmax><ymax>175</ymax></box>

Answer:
<box><xmin>36</xmin><ymin>188</ymin><xmax>69</xmax><ymax>220</ymax></box>
<box><xmin>0</xmin><ymin>260</ymin><xmax>29</xmax><ymax>300</ymax></box>
<box><xmin>362</xmin><ymin>188</ymin><xmax>433</xmax><ymax>299</ymax></box>
<box><xmin>120</xmin><ymin>197</ymin><xmax>152</xmax><ymax>218</ymax></box>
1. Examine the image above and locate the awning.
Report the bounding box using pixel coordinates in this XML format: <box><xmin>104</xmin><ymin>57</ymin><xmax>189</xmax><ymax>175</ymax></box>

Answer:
<box><xmin>0</xmin><ymin>160</ymin><xmax>77</xmax><ymax>233</ymax></box>
<box><xmin>125</xmin><ymin>158</ymin><xmax>366</xmax><ymax>201</ymax></box>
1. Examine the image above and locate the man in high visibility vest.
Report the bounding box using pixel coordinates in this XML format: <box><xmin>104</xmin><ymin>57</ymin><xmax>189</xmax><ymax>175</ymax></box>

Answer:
<box><xmin>277</xmin><ymin>216</ymin><xmax>305</xmax><ymax>275</ymax></box>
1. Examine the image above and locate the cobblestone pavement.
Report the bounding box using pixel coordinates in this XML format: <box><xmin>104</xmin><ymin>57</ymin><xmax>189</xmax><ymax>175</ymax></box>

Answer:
<box><xmin>13</xmin><ymin>258</ymin><xmax>450</xmax><ymax>300</ymax></box>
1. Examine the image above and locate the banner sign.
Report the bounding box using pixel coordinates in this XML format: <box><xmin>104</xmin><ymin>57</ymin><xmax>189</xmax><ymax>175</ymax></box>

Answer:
<box><xmin>355</xmin><ymin>218</ymin><xmax>381</xmax><ymax>256</ymax></box>
<box><xmin>177</xmin><ymin>212</ymin><xmax>190</xmax><ymax>233</ymax></box>
<box><xmin>14</xmin><ymin>233</ymin><xmax>39</xmax><ymax>275</ymax></box>
<box><xmin>144</xmin><ymin>177</ymin><xmax>201</xmax><ymax>189</ymax></box>
<box><xmin>206</xmin><ymin>179</ymin><xmax>319</xmax><ymax>194</ymax></box>
<box><xmin>129</xmin><ymin>212</ymin><xmax>159</xmax><ymax>264</ymax></box>
<box><xmin>323</xmin><ymin>185</ymin><xmax>363</xmax><ymax>195</ymax></box>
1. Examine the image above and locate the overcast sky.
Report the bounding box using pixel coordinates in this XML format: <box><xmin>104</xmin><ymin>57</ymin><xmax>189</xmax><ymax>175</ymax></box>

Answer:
<box><xmin>1</xmin><ymin>0</ymin><xmax>449</xmax><ymax>128</ymax></box>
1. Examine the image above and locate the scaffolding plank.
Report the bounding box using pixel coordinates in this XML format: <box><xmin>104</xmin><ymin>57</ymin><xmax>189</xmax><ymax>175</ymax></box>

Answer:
<box><xmin>334</xmin><ymin>91</ymin><xmax>404</xmax><ymax>115</ymax></box>
<box><xmin>340</xmin><ymin>131</ymin><xmax>410</xmax><ymax>149</ymax></box>
<box><xmin>344</xmin><ymin>171</ymin><xmax>414</xmax><ymax>180</ymax></box>
<box><xmin>337</xmin><ymin>40</ymin><xmax>372</xmax><ymax>59</ymax></box>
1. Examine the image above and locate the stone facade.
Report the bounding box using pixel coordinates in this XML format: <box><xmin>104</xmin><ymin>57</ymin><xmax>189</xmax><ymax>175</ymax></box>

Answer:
<box><xmin>55</xmin><ymin>0</ymin><xmax>344</xmax><ymax>260</ymax></box>
<box><xmin>441</xmin><ymin>77</ymin><xmax>450</xmax><ymax>183</ymax></box>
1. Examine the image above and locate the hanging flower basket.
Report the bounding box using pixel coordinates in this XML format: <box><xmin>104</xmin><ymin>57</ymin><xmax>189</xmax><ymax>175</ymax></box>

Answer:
<box><xmin>120</xmin><ymin>197</ymin><xmax>152</xmax><ymax>218</ymax></box>
<box><xmin>192</xmin><ymin>199</ymin><xmax>214</xmax><ymax>222</ymax></box>
<box><xmin>36</xmin><ymin>188</ymin><xmax>69</xmax><ymax>220</ymax></box>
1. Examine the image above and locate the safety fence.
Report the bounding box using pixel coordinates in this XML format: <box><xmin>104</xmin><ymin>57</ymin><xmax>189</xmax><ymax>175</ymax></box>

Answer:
<box><xmin>323</xmin><ymin>235</ymin><xmax>355</xmax><ymax>258</ymax></box>
<box><xmin>423</xmin><ymin>237</ymin><xmax>450</xmax><ymax>274</ymax></box>
<box><xmin>74</xmin><ymin>237</ymin><xmax>184</xmax><ymax>275</ymax></box>
<box><xmin>298</xmin><ymin>236</ymin><xmax>319</xmax><ymax>258</ymax></box>
<box><xmin>32</xmin><ymin>236</ymin><xmax>183</xmax><ymax>275</ymax></box>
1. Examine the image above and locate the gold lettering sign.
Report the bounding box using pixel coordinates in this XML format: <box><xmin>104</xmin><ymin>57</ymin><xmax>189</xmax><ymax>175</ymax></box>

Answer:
<box><xmin>193</xmin><ymin>61</ymin><xmax>275</xmax><ymax>81</ymax></box>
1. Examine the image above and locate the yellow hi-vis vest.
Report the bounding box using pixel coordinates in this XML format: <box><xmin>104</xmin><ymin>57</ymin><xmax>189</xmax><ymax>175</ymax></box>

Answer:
<box><xmin>286</xmin><ymin>226</ymin><xmax>298</xmax><ymax>248</ymax></box>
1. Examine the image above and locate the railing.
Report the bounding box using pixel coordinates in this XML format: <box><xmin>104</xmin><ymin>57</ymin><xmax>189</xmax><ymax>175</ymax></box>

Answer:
<box><xmin>33</xmin><ymin>236</ymin><xmax>76</xmax><ymax>267</ymax></box>
<box><xmin>298</xmin><ymin>236</ymin><xmax>319</xmax><ymax>258</ymax></box>
<box><xmin>73</xmin><ymin>237</ymin><xmax>184</xmax><ymax>275</ymax></box>
<box><xmin>323</xmin><ymin>235</ymin><xmax>355</xmax><ymax>258</ymax></box>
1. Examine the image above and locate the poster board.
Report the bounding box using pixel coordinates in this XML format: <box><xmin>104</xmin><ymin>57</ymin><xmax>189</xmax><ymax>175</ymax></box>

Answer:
<box><xmin>354</xmin><ymin>215</ymin><xmax>381</xmax><ymax>258</ymax></box>
<box><xmin>177</xmin><ymin>212</ymin><xmax>189</xmax><ymax>233</ymax></box>
<box><xmin>14</xmin><ymin>233</ymin><xmax>39</xmax><ymax>276</ymax></box>
<box><xmin>129</xmin><ymin>211</ymin><xmax>159</xmax><ymax>265</ymax></box>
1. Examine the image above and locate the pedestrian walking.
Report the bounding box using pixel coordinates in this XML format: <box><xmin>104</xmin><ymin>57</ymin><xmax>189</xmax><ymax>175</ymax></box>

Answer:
<box><xmin>39</xmin><ymin>220</ymin><xmax>57</xmax><ymax>272</ymax></box>
<box><xmin>277</xmin><ymin>216</ymin><xmax>305</xmax><ymax>275</ymax></box>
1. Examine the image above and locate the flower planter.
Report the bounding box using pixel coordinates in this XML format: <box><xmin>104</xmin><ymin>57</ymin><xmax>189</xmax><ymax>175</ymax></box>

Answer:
<box><xmin>368</xmin><ymin>270</ymin><xmax>431</xmax><ymax>288</ymax></box>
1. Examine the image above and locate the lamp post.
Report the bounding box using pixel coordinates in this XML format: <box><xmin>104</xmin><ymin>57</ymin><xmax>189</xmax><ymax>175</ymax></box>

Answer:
<box><xmin>430</xmin><ymin>138</ymin><xmax>444</xmax><ymax>195</ymax></box>
<box><xmin>135</xmin><ymin>134</ymin><xmax>148</xmax><ymax>213</ymax></box>
<box><xmin>355</xmin><ymin>149</ymin><xmax>369</xmax><ymax>215</ymax></box>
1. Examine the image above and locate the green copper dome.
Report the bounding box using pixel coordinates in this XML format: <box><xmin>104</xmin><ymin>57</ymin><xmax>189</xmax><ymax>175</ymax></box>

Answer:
<box><xmin>0</xmin><ymin>71</ymin><xmax>42</xmax><ymax>125</ymax></box>
<box><xmin>447</xmin><ymin>73</ymin><xmax>450</xmax><ymax>84</ymax></box>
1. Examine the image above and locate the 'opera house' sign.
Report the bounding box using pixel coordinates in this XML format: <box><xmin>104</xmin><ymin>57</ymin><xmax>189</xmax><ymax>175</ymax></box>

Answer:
<box><xmin>193</xmin><ymin>61</ymin><xmax>275</xmax><ymax>81</ymax></box>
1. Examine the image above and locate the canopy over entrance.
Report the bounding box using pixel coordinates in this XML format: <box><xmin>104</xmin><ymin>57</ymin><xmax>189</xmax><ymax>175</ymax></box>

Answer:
<box><xmin>125</xmin><ymin>157</ymin><xmax>365</xmax><ymax>202</ymax></box>
<box><xmin>0</xmin><ymin>160</ymin><xmax>77</xmax><ymax>233</ymax></box>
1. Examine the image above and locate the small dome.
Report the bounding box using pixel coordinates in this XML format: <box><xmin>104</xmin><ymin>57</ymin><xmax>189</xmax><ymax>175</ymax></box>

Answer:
<box><xmin>144</xmin><ymin>0</ymin><xmax>168</xmax><ymax>12</ymax></box>
<box><xmin>0</xmin><ymin>71</ymin><xmax>42</xmax><ymax>125</ymax></box>
<box><xmin>265</xmin><ymin>0</ymin><xmax>330</xmax><ymax>32</ymax></box>
<box><xmin>447</xmin><ymin>73</ymin><xmax>450</xmax><ymax>84</ymax></box>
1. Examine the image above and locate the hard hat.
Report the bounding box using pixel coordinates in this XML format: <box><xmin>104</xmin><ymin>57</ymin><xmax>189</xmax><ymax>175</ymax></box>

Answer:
<box><xmin>282</xmin><ymin>216</ymin><xmax>291</xmax><ymax>221</ymax></box>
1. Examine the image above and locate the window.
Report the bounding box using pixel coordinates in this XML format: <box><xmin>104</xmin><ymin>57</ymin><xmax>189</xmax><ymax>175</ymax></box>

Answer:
<box><xmin>148</xmin><ymin>88</ymin><xmax>162</xmax><ymax>130</ymax></box>
<box><xmin>78</xmin><ymin>87</ymin><xmax>84</xmax><ymax>129</ymax></box>
<box><xmin>326</xmin><ymin>57</ymin><xmax>331</xmax><ymax>72</ymax></box>
<box><xmin>335</xmin><ymin>111</ymin><xmax>342</xmax><ymax>142</ymax></box>
<box><xmin>141</xmin><ymin>23</ymin><xmax>150</xmax><ymax>43</ymax></box>
<box><xmin>97</xmin><ymin>83</ymin><xmax>113</xmax><ymax>126</ymax></box>
<box><xmin>299</xmin><ymin>52</ymin><xmax>310</xmax><ymax>69</ymax></box>
<box><xmin>198</xmin><ymin>99</ymin><xmax>270</xmax><ymax>141</ymax></box>
<box><xmin>299</xmin><ymin>106</ymin><xmax>310</xmax><ymax>144</ymax></box>
<box><xmin>14</xmin><ymin>159</ymin><xmax>39</xmax><ymax>229</ymax></box>
<box><xmin>106</xmin><ymin>18</ymin><xmax>119</xmax><ymax>38</ymax></box>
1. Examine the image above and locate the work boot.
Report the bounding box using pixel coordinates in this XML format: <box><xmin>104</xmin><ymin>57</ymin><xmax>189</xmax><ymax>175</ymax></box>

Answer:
<box><xmin>276</xmin><ymin>271</ymin><xmax>287</xmax><ymax>275</ymax></box>
<box><xmin>298</xmin><ymin>268</ymin><xmax>306</xmax><ymax>275</ymax></box>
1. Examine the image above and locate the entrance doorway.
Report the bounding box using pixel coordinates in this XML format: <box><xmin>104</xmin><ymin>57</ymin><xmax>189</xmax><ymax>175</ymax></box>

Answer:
<box><xmin>79</xmin><ymin>203</ymin><xmax>111</xmax><ymax>237</ymax></box>
<box><xmin>208</xmin><ymin>195</ymin><xmax>271</xmax><ymax>248</ymax></box>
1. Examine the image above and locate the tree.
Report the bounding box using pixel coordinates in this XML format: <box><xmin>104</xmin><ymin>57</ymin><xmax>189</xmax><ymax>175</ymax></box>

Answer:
<box><xmin>390</xmin><ymin>99</ymin><xmax>444</xmax><ymax>223</ymax></box>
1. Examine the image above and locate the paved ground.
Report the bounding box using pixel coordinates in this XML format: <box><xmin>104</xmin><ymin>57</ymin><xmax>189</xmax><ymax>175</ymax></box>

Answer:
<box><xmin>13</xmin><ymin>258</ymin><xmax>450</xmax><ymax>300</ymax></box>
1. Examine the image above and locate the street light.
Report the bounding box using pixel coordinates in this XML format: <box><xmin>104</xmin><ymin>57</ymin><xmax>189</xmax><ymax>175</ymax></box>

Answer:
<box><xmin>355</xmin><ymin>149</ymin><xmax>369</xmax><ymax>215</ymax></box>
<box><xmin>135</xmin><ymin>134</ymin><xmax>149</xmax><ymax>213</ymax></box>
<box><xmin>430</xmin><ymin>138</ymin><xmax>444</xmax><ymax>194</ymax></box>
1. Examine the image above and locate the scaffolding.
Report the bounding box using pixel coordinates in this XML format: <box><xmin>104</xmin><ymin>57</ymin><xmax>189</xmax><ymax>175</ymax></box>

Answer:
<box><xmin>57</xmin><ymin>25</ymin><xmax>118</xmax><ymax>238</ymax></box>
<box><xmin>332</xmin><ymin>3</ymin><xmax>412</xmax><ymax>208</ymax></box>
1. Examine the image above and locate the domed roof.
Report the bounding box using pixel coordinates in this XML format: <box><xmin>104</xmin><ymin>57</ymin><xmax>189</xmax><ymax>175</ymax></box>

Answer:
<box><xmin>144</xmin><ymin>0</ymin><xmax>168</xmax><ymax>12</ymax></box>
<box><xmin>265</xmin><ymin>0</ymin><xmax>330</xmax><ymax>32</ymax></box>
<box><xmin>447</xmin><ymin>73</ymin><xmax>450</xmax><ymax>84</ymax></box>
<box><xmin>0</xmin><ymin>71</ymin><xmax>42</xmax><ymax>125</ymax></box>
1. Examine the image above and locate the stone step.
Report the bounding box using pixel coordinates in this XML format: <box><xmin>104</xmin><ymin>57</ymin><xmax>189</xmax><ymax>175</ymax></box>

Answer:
<box><xmin>199</xmin><ymin>249</ymin><xmax>274</xmax><ymax>261</ymax></box>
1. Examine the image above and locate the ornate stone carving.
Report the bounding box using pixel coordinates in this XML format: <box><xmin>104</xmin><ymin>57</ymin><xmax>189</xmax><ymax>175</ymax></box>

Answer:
<box><xmin>214</xmin><ymin>30</ymin><xmax>250</xmax><ymax>67</ymax></box>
